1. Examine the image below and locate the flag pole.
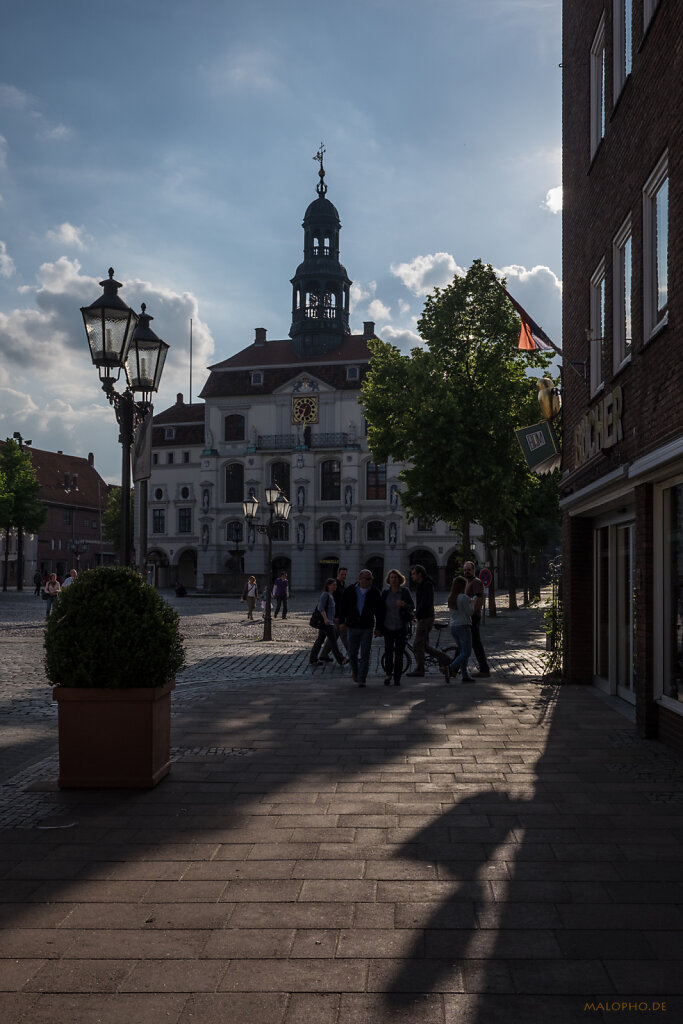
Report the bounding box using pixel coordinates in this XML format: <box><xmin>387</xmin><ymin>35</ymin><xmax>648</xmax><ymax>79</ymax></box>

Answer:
<box><xmin>189</xmin><ymin>318</ymin><xmax>193</xmax><ymax>403</ymax></box>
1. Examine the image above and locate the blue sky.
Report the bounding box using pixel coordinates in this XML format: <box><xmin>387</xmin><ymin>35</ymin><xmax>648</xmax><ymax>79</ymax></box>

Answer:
<box><xmin>0</xmin><ymin>0</ymin><xmax>562</xmax><ymax>482</ymax></box>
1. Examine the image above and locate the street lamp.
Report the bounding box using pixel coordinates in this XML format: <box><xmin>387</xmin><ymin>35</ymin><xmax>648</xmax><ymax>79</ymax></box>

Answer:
<box><xmin>69</xmin><ymin>538</ymin><xmax>89</xmax><ymax>570</ymax></box>
<box><xmin>81</xmin><ymin>271</ymin><xmax>169</xmax><ymax>567</ymax></box>
<box><xmin>12</xmin><ymin>432</ymin><xmax>32</xmax><ymax>592</ymax></box>
<box><xmin>243</xmin><ymin>487</ymin><xmax>291</xmax><ymax>641</ymax></box>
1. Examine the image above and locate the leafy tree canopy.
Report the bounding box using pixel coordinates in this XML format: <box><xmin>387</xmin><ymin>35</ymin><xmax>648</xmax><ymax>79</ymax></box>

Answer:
<box><xmin>102</xmin><ymin>486</ymin><xmax>133</xmax><ymax>553</ymax></box>
<box><xmin>361</xmin><ymin>260</ymin><xmax>557</xmax><ymax>544</ymax></box>
<box><xmin>0</xmin><ymin>439</ymin><xmax>47</xmax><ymax>533</ymax></box>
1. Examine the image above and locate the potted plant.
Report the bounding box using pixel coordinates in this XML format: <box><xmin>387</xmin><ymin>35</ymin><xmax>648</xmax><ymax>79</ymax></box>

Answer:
<box><xmin>45</xmin><ymin>566</ymin><xmax>185</xmax><ymax>789</ymax></box>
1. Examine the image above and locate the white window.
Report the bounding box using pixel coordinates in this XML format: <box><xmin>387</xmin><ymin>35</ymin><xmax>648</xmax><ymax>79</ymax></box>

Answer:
<box><xmin>590</xmin><ymin>14</ymin><xmax>606</xmax><ymax>159</ymax></box>
<box><xmin>590</xmin><ymin>259</ymin><xmax>606</xmax><ymax>395</ymax></box>
<box><xmin>613</xmin><ymin>0</ymin><xmax>632</xmax><ymax>98</ymax></box>
<box><xmin>643</xmin><ymin>151</ymin><xmax>669</xmax><ymax>340</ymax></box>
<box><xmin>164</xmin><ymin>427</ymin><xmax>175</xmax><ymax>440</ymax></box>
<box><xmin>346</xmin><ymin>366</ymin><xmax>359</xmax><ymax>381</ymax></box>
<box><xmin>251</xmin><ymin>371</ymin><xmax>263</xmax><ymax>386</ymax></box>
<box><xmin>612</xmin><ymin>216</ymin><xmax>633</xmax><ymax>369</ymax></box>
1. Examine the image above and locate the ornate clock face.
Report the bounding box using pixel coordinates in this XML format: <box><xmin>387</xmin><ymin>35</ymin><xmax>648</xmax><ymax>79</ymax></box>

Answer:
<box><xmin>292</xmin><ymin>395</ymin><xmax>318</xmax><ymax>424</ymax></box>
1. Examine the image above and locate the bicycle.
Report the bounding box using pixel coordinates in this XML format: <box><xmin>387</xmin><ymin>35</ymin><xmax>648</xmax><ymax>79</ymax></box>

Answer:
<box><xmin>380</xmin><ymin>620</ymin><xmax>457</xmax><ymax>675</ymax></box>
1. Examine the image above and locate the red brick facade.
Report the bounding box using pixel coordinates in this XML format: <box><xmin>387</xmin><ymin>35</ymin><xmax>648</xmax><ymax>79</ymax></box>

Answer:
<box><xmin>561</xmin><ymin>1</ymin><xmax>683</xmax><ymax>751</ymax></box>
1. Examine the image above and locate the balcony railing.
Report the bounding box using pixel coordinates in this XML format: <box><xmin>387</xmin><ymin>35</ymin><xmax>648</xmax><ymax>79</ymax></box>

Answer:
<box><xmin>256</xmin><ymin>432</ymin><xmax>360</xmax><ymax>451</ymax></box>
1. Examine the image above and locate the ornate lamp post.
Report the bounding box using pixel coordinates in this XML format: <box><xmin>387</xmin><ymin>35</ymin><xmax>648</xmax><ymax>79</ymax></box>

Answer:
<box><xmin>81</xmin><ymin>271</ymin><xmax>169</xmax><ymax>567</ymax></box>
<box><xmin>69</xmin><ymin>538</ymin><xmax>89</xmax><ymax>570</ymax></box>
<box><xmin>11</xmin><ymin>431</ymin><xmax>32</xmax><ymax>591</ymax></box>
<box><xmin>243</xmin><ymin>486</ymin><xmax>291</xmax><ymax>641</ymax></box>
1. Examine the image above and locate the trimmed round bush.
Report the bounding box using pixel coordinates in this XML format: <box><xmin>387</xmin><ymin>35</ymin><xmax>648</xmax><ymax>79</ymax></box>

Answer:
<box><xmin>45</xmin><ymin>566</ymin><xmax>186</xmax><ymax>688</ymax></box>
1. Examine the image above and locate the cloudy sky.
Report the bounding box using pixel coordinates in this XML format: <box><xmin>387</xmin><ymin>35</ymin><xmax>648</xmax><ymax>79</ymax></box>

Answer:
<box><xmin>0</xmin><ymin>0</ymin><xmax>562</xmax><ymax>482</ymax></box>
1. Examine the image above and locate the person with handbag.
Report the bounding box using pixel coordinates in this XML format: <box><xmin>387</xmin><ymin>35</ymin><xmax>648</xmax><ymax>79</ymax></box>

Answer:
<box><xmin>309</xmin><ymin>578</ymin><xmax>347</xmax><ymax>667</ymax></box>
<box><xmin>44</xmin><ymin>572</ymin><xmax>61</xmax><ymax>618</ymax></box>
<box><xmin>241</xmin><ymin>575</ymin><xmax>258</xmax><ymax>620</ymax></box>
<box><xmin>380</xmin><ymin>568</ymin><xmax>414</xmax><ymax>686</ymax></box>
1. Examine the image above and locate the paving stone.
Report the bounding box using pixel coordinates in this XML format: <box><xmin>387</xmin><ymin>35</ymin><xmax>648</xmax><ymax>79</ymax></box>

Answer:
<box><xmin>122</xmin><ymin>959</ymin><xmax>229</xmax><ymax>992</ymax></box>
<box><xmin>221</xmin><ymin>957</ymin><xmax>368</xmax><ymax>992</ymax></box>
<box><xmin>179</xmin><ymin>992</ymin><xmax>288</xmax><ymax>1024</ymax></box>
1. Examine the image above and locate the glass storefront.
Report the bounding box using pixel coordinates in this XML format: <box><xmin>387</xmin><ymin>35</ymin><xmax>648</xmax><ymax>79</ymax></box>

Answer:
<box><xmin>663</xmin><ymin>483</ymin><xmax>683</xmax><ymax>702</ymax></box>
<box><xmin>593</xmin><ymin>518</ymin><xmax>635</xmax><ymax>700</ymax></box>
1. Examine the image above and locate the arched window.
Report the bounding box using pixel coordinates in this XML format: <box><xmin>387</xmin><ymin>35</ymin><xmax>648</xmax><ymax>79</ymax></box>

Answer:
<box><xmin>224</xmin><ymin>414</ymin><xmax>245</xmax><ymax>442</ymax></box>
<box><xmin>366</xmin><ymin>461</ymin><xmax>387</xmax><ymax>500</ymax></box>
<box><xmin>322</xmin><ymin>521</ymin><xmax>340</xmax><ymax>541</ymax></box>
<box><xmin>225</xmin><ymin>463</ymin><xmax>244</xmax><ymax>503</ymax></box>
<box><xmin>272</xmin><ymin>522</ymin><xmax>289</xmax><ymax>541</ymax></box>
<box><xmin>321</xmin><ymin>460</ymin><xmax>341</xmax><ymax>501</ymax></box>
<box><xmin>367</xmin><ymin>520</ymin><xmax>385</xmax><ymax>542</ymax></box>
<box><xmin>227</xmin><ymin>521</ymin><xmax>243</xmax><ymax>543</ymax></box>
<box><xmin>270</xmin><ymin>460</ymin><xmax>290</xmax><ymax>498</ymax></box>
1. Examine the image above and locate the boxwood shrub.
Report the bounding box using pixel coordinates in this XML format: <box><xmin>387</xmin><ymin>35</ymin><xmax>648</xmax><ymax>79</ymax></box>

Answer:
<box><xmin>45</xmin><ymin>566</ymin><xmax>186</xmax><ymax>688</ymax></box>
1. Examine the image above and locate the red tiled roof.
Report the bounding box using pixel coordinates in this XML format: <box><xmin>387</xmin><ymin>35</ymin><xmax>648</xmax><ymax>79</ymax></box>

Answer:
<box><xmin>153</xmin><ymin>398</ymin><xmax>205</xmax><ymax>425</ymax></box>
<box><xmin>11</xmin><ymin>445</ymin><xmax>110</xmax><ymax>510</ymax></box>
<box><xmin>207</xmin><ymin>333</ymin><xmax>373</xmax><ymax>371</ymax></box>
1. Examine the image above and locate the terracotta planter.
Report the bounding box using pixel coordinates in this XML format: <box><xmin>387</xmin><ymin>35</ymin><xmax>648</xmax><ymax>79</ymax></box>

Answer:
<box><xmin>53</xmin><ymin>680</ymin><xmax>174</xmax><ymax>789</ymax></box>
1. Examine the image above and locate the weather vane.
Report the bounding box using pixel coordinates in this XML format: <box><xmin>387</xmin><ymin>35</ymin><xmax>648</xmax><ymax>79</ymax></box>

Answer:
<box><xmin>313</xmin><ymin>142</ymin><xmax>327</xmax><ymax>197</ymax></box>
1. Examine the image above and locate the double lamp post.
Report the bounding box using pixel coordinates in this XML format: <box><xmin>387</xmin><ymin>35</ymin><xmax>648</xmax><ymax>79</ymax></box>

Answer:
<box><xmin>243</xmin><ymin>487</ymin><xmax>291</xmax><ymax>641</ymax></box>
<box><xmin>80</xmin><ymin>270</ymin><xmax>169</xmax><ymax>567</ymax></box>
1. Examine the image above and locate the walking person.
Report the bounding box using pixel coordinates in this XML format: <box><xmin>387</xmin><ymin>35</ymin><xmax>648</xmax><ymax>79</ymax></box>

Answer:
<box><xmin>241</xmin><ymin>575</ymin><xmax>258</xmax><ymax>620</ymax></box>
<box><xmin>407</xmin><ymin>563</ymin><xmax>451</xmax><ymax>681</ymax></box>
<box><xmin>463</xmin><ymin>561</ymin><xmax>490</xmax><ymax>677</ymax></box>
<box><xmin>61</xmin><ymin>569</ymin><xmax>78</xmax><ymax>588</ymax></box>
<box><xmin>380</xmin><ymin>569</ymin><xmax>414</xmax><ymax>686</ymax></box>
<box><xmin>319</xmin><ymin>566</ymin><xmax>348</xmax><ymax>662</ymax></box>
<box><xmin>33</xmin><ymin>570</ymin><xmax>42</xmax><ymax>597</ymax></box>
<box><xmin>309</xmin><ymin>579</ymin><xmax>347</xmax><ymax>667</ymax></box>
<box><xmin>44</xmin><ymin>572</ymin><xmax>60</xmax><ymax>617</ymax></box>
<box><xmin>447</xmin><ymin>575</ymin><xmax>475</xmax><ymax>682</ymax></box>
<box><xmin>272</xmin><ymin>571</ymin><xmax>290</xmax><ymax>618</ymax></box>
<box><xmin>339</xmin><ymin>569</ymin><xmax>384</xmax><ymax>687</ymax></box>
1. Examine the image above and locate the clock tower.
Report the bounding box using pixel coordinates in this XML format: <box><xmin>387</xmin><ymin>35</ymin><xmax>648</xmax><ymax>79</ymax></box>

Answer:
<box><xmin>289</xmin><ymin>145</ymin><xmax>352</xmax><ymax>358</ymax></box>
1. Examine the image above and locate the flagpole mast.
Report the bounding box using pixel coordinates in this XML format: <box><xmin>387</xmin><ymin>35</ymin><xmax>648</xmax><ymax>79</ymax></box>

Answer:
<box><xmin>189</xmin><ymin>318</ymin><xmax>193</xmax><ymax>403</ymax></box>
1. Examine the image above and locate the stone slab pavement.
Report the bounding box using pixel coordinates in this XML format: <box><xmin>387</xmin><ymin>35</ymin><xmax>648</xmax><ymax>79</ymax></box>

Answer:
<box><xmin>0</xmin><ymin>588</ymin><xmax>681</xmax><ymax>1022</ymax></box>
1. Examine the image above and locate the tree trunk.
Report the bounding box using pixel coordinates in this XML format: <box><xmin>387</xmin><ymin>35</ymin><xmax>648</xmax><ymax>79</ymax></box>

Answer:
<box><xmin>485</xmin><ymin>536</ymin><xmax>497</xmax><ymax>618</ymax></box>
<box><xmin>461</xmin><ymin>517</ymin><xmax>470</xmax><ymax>565</ymax></box>
<box><xmin>522</xmin><ymin>549</ymin><xmax>529</xmax><ymax>605</ymax></box>
<box><xmin>506</xmin><ymin>544</ymin><xmax>518</xmax><ymax>610</ymax></box>
<box><xmin>2</xmin><ymin>529</ymin><xmax>9</xmax><ymax>592</ymax></box>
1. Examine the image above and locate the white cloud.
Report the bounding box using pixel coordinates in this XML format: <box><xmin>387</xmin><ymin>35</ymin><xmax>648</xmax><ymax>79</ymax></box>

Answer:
<box><xmin>378</xmin><ymin>325</ymin><xmax>422</xmax><ymax>352</ymax></box>
<box><xmin>0</xmin><ymin>82</ymin><xmax>71</xmax><ymax>141</ymax></box>
<box><xmin>0</xmin><ymin>241</ymin><xmax>15</xmax><ymax>278</ymax></box>
<box><xmin>368</xmin><ymin>298</ymin><xmax>391</xmax><ymax>321</ymax></box>
<box><xmin>542</xmin><ymin>185</ymin><xmax>562</xmax><ymax>214</ymax></box>
<box><xmin>46</xmin><ymin>223</ymin><xmax>90</xmax><ymax>250</ymax></box>
<box><xmin>0</xmin><ymin>84</ymin><xmax>32</xmax><ymax>110</ymax></box>
<box><xmin>398</xmin><ymin>299</ymin><xmax>411</xmax><ymax>316</ymax></box>
<box><xmin>390</xmin><ymin>253</ymin><xmax>466</xmax><ymax>296</ymax></box>
<box><xmin>497</xmin><ymin>263</ymin><xmax>562</xmax><ymax>346</ymax></box>
<box><xmin>0</xmin><ymin>133</ymin><xmax>7</xmax><ymax>169</ymax></box>
<box><xmin>349</xmin><ymin>279</ymin><xmax>377</xmax><ymax>312</ymax></box>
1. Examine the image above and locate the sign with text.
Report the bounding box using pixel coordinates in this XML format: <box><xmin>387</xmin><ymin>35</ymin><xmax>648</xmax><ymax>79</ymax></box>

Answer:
<box><xmin>515</xmin><ymin>419</ymin><xmax>561</xmax><ymax>475</ymax></box>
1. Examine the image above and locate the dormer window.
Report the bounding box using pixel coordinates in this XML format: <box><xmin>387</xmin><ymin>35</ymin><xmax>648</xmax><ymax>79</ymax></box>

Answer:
<box><xmin>164</xmin><ymin>427</ymin><xmax>175</xmax><ymax>440</ymax></box>
<box><xmin>346</xmin><ymin>366</ymin><xmax>360</xmax><ymax>381</ymax></box>
<box><xmin>251</xmin><ymin>371</ymin><xmax>263</xmax><ymax>386</ymax></box>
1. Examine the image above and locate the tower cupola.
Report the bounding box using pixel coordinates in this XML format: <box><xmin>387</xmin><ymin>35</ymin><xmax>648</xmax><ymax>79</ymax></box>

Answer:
<box><xmin>289</xmin><ymin>145</ymin><xmax>352</xmax><ymax>357</ymax></box>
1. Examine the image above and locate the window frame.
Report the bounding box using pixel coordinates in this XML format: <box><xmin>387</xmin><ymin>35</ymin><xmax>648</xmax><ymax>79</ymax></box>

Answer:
<box><xmin>225</xmin><ymin>462</ymin><xmax>245</xmax><ymax>504</ymax></box>
<box><xmin>152</xmin><ymin>508</ymin><xmax>166</xmax><ymax>535</ymax></box>
<box><xmin>613</xmin><ymin>0</ymin><xmax>632</xmax><ymax>100</ymax></box>
<box><xmin>320</xmin><ymin>459</ymin><xmax>341</xmax><ymax>502</ymax></box>
<box><xmin>322</xmin><ymin>520</ymin><xmax>340</xmax><ymax>542</ymax></box>
<box><xmin>590</xmin><ymin>13</ymin><xmax>606</xmax><ymax>159</ymax></box>
<box><xmin>643</xmin><ymin>151</ymin><xmax>669</xmax><ymax>341</ymax></box>
<box><xmin>590</xmin><ymin>258</ymin><xmax>606</xmax><ymax>397</ymax></box>
<box><xmin>366</xmin><ymin>461</ymin><xmax>387</xmax><ymax>501</ymax></box>
<box><xmin>177</xmin><ymin>507</ymin><xmax>192</xmax><ymax>534</ymax></box>
<box><xmin>612</xmin><ymin>215</ymin><xmax>633</xmax><ymax>371</ymax></box>
<box><xmin>366</xmin><ymin>520</ymin><xmax>386</xmax><ymax>542</ymax></box>
<box><xmin>224</xmin><ymin>414</ymin><xmax>246</xmax><ymax>442</ymax></box>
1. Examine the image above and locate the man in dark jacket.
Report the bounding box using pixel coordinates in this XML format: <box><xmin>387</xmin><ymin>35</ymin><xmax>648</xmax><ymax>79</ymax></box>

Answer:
<box><xmin>339</xmin><ymin>569</ymin><xmax>384</xmax><ymax>687</ymax></box>
<box><xmin>272</xmin><ymin>572</ymin><xmax>289</xmax><ymax>618</ymax></box>
<box><xmin>407</xmin><ymin>564</ymin><xmax>450</xmax><ymax>679</ymax></box>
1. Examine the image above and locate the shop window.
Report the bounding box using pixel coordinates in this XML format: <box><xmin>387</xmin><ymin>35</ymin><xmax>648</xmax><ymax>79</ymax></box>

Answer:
<box><xmin>663</xmin><ymin>484</ymin><xmax>683</xmax><ymax>703</ymax></box>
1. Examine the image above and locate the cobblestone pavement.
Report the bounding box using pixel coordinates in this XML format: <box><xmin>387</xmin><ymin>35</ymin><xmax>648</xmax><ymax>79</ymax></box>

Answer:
<box><xmin>2</xmin><ymin>589</ymin><xmax>683</xmax><ymax>1022</ymax></box>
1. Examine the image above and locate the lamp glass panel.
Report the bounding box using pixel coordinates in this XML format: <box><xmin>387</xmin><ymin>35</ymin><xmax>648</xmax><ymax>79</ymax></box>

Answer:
<box><xmin>265</xmin><ymin>485</ymin><xmax>279</xmax><ymax>505</ymax></box>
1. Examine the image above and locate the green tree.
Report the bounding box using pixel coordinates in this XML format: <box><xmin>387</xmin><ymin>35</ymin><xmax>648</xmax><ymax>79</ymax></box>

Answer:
<box><xmin>102</xmin><ymin>486</ymin><xmax>133</xmax><ymax>563</ymax></box>
<box><xmin>0</xmin><ymin>439</ymin><xmax>47</xmax><ymax>591</ymax></box>
<box><xmin>361</xmin><ymin>259</ymin><xmax>557</xmax><ymax>596</ymax></box>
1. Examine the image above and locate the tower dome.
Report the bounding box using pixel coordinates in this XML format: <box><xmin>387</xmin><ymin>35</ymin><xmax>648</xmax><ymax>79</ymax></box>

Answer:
<box><xmin>289</xmin><ymin>146</ymin><xmax>352</xmax><ymax>357</ymax></box>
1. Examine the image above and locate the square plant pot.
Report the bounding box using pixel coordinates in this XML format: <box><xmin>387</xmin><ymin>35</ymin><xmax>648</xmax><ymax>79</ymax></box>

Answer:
<box><xmin>54</xmin><ymin>680</ymin><xmax>174</xmax><ymax>789</ymax></box>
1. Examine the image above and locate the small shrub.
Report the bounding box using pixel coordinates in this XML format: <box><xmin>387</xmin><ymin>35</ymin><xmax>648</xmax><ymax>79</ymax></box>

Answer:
<box><xmin>45</xmin><ymin>567</ymin><xmax>185</xmax><ymax>688</ymax></box>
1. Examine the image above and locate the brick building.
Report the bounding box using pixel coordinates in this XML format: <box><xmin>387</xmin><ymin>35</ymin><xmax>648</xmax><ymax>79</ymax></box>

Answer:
<box><xmin>560</xmin><ymin>1</ymin><xmax>682</xmax><ymax>749</ymax></box>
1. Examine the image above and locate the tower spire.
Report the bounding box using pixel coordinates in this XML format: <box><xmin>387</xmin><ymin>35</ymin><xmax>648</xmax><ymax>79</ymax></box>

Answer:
<box><xmin>313</xmin><ymin>142</ymin><xmax>327</xmax><ymax>197</ymax></box>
